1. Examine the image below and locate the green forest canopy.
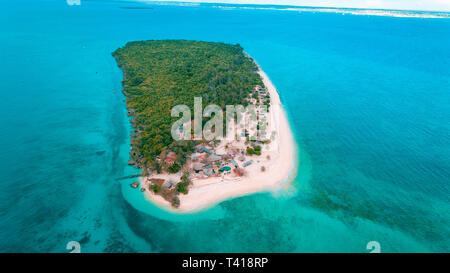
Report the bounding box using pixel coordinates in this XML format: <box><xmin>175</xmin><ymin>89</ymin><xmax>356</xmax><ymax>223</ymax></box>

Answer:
<box><xmin>112</xmin><ymin>40</ymin><xmax>264</xmax><ymax>168</ymax></box>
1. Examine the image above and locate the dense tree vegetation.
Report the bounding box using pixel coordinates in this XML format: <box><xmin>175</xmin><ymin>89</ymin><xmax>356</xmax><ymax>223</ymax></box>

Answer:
<box><xmin>152</xmin><ymin>184</ymin><xmax>160</xmax><ymax>193</ymax></box>
<box><xmin>168</xmin><ymin>163</ymin><xmax>181</xmax><ymax>174</ymax></box>
<box><xmin>113</xmin><ymin>40</ymin><xmax>264</xmax><ymax>170</ymax></box>
<box><xmin>176</xmin><ymin>182</ymin><xmax>189</xmax><ymax>195</ymax></box>
<box><xmin>246</xmin><ymin>145</ymin><xmax>262</xmax><ymax>156</ymax></box>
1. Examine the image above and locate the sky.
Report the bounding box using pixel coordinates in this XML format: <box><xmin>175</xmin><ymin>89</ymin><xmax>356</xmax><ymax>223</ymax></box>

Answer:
<box><xmin>143</xmin><ymin>0</ymin><xmax>450</xmax><ymax>11</ymax></box>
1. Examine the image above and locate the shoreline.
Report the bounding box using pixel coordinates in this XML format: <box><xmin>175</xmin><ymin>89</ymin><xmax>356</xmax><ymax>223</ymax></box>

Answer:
<box><xmin>140</xmin><ymin>57</ymin><xmax>298</xmax><ymax>213</ymax></box>
<box><xmin>212</xmin><ymin>5</ymin><xmax>450</xmax><ymax>19</ymax></box>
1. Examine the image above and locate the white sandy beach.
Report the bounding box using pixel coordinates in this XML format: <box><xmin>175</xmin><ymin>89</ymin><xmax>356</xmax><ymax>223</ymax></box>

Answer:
<box><xmin>218</xmin><ymin>6</ymin><xmax>450</xmax><ymax>19</ymax></box>
<box><xmin>141</xmin><ymin>60</ymin><xmax>297</xmax><ymax>212</ymax></box>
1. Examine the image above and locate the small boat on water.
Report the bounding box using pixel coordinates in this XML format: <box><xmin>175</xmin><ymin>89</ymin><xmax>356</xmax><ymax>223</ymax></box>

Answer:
<box><xmin>130</xmin><ymin>181</ymin><xmax>139</xmax><ymax>188</ymax></box>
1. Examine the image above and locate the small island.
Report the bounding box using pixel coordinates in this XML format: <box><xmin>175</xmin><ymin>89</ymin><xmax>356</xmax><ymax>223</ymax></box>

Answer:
<box><xmin>113</xmin><ymin>40</ymin><xmax>295</xmax><ymax>212</ymax></box>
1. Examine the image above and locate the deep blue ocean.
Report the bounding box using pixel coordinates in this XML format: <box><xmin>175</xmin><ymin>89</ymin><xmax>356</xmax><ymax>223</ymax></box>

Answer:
<box><xmin>0</xmin><ymin>0</ymin><xmax>449</xmax><ymax>252</ymax></box>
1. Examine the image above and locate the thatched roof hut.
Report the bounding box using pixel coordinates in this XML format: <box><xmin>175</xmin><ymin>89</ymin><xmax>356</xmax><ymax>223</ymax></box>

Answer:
<box><xmin>149</xmin><ymin>178</ymin><xmax>165</xmax><ymax>186</ymax></box>
<box><xmin>207</xmin><ymin>154</ymin><xmax>222</xmax><ymax>163</ymax></box>
<box><xmin>193</xmin><ymin>162</ymin><xmax>205</xmax><ymax>172</ymax></box>
<box><xmin>233</xmin><ymin>168</ymin><xmax>245</xmax><ymax>177</ymax></box>
<box><xmin>162</xmin><ymin>180</ymin><xmax>175</xmax><ymax>190</ymax></box>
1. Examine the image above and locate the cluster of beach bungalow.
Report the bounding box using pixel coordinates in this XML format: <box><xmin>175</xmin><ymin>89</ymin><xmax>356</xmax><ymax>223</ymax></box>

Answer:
<box><xmin>188</xmin><ymin>143</ymin><xmax>254</xmax><ymax>179</ymax></box>
<box><xmin>254</xmin><ymin>85</ymin><xmax>269</xmax><ymax>105</ymax></box>
<box><xmin>127</xmin><ymin>83</ymin><xmax>273</xmax><ymax>207</ymax></box>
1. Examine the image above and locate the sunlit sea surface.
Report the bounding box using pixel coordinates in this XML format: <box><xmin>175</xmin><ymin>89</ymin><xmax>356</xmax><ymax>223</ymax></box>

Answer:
<box><xmin>0</xmin><ymin>0</ymin><xmax>449</xmax><ymax>252</ymax></box>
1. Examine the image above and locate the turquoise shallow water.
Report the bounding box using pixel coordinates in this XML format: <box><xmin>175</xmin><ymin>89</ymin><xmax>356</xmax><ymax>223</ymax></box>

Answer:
<box><xmin>0</xmin><ymin>0</ymin><xmax>449</xmax><ymax>252</ymax></box>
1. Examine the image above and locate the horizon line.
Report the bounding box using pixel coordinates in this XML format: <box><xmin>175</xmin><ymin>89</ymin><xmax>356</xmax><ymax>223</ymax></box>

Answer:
<box><xmin>128</xmin><ymin>0</ymin><xmax>450</xmax><ymax>13</ymax></box>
